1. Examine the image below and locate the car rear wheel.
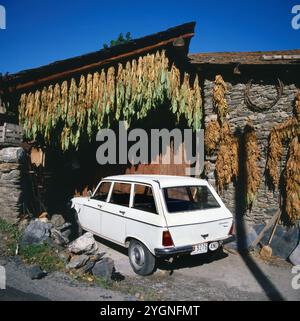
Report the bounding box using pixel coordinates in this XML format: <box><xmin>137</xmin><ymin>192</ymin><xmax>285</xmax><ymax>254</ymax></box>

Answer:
<box><xmin>128</xmin><ymin>240</ymin><xmax>156</xmax><ymax>276</ymax></box>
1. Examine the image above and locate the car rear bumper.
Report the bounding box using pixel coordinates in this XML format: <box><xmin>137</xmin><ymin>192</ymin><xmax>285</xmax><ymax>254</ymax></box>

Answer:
<box><xmin>154</xmin><ymin>245</ymin><xmax>193</xmax><ymax>257</ymax></box>
<box><xmin>221</xmin><ymin>234</ymin><xmax>236</xmax><ymax>244</ymax></box>
<box><xmin>154</xmin><ymin>235</ymin><xmax>236</xmax><ymax>257</ymax></box>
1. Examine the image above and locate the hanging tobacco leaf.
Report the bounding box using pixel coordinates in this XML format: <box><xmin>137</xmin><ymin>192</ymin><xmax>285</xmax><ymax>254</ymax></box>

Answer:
<box><xmin>285</xmin><ymin>136</ymin><xmax>300</xmax><ymax>224</ymax></box>
<box><xmin>266</xmin><ymin>127</ymin><xmax>283</xmax><ymax>189</ymax></box>
<box><xmin>18</xmin><ymin>49</ymin><xmax>203</xmax><ymax>151</ymax></box>
<box><xmin>215</xmin><ymin>122</ymin><xmax>239</xmax><ymax>193</ymax></box>
<box><xmin>86</xmin><ymin>73</ymin><xmax>93</xmax><ymax>110</ymax></box>
<box><xmin>205</xmin><ymin>120</ymin><xmax>221</xmax><ymax>154</ymax></box>
<box><xmin>61</xmin><ymin>81</ymin><xmax>68</xmax><ymax>121</ymax></box>
<box><xmin>266</xmin><ymin>116</ymin><xmax>300</xmax><ymax>189</ymax></box>
<box><xmin>213</xmin><ymin>75</ymin><xmax>228</xmax><ymax>124</ymax></box>
<box><xmin>244</xmin><ymin>121</ymin><xmax>261</xmax><ymax>210</ymax></box>
<box><xmin>295</xmin><ymin>90</ymin><xmax>300</xmax><ymax>121</ymax></box>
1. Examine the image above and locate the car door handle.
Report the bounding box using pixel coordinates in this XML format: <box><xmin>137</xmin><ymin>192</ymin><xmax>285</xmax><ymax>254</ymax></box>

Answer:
<box><xmin>119</xmin><ymin>210</ymin><xmax>125</xmax><ymax>215</ymax></box>
<box><xmin>97</xmin><ymin>204</ymin><xmax>102</xmax><ymax>209</ymax></box>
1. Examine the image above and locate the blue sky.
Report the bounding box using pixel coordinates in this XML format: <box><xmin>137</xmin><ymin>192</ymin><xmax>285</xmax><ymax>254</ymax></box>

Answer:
<box><xmin>0</xmin><ymin>0</ymin><xmax>299</xmax><ymax>74</ymax></box>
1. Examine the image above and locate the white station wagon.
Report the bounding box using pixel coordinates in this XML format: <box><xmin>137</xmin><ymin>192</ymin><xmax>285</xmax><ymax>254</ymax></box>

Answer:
<box><xmin>71</xmin><ymin>175</ymin><xmax>234</xmax><ymax>275</ymax></box>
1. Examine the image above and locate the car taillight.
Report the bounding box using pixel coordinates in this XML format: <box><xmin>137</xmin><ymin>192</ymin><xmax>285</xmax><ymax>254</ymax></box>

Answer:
<box><xmin>162</xmin><ymin>230</ymin><xmax>174</xmax><ymax>247</ymax></box>
<box><xmin>229</xmin><ymin>222</ymin><xmax>235</xmax><ymax>235</ymax></box>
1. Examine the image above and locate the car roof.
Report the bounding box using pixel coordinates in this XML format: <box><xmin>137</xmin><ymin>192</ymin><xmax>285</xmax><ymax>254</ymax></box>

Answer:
<box><xmin>103</xmin><ymin>174</ymin><xmax>208</xmax><ymax>188</ymax></box>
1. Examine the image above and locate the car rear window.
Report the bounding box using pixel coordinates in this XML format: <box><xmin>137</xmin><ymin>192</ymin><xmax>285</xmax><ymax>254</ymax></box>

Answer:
<box><xmin>133</xmin><ymin>184</ymin><xmax>157</xmax><ymax>214</ymax></box>
<box><xmin>109</xmin><ymin>182</ymin><xmax>131</xmax><ymax>207</ymax></box>
<box><xmin>163</xmin><ymin>185</ymin><xmax>220</xmax><ymax>213</ymax></box>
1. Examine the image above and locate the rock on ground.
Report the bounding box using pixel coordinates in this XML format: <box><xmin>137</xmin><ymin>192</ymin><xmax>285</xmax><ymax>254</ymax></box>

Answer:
<box><xmin>20</xmin><ymin>220</ymin><xmax>52</xmax><ymax>247</ymax></box>
<box><xmin>289</xmin><ymin>243</ymin><xmax>300</xmax><ymax>266</ymax></box>
<box><xmin>62</xmin><ymin>231</ymin><xmax>71</xmax><ymax>240</ymax></box>
<box><xmin>90</xmin><ymin>252</ymin><xmax>106</xmax><ymax>262</ymax></box>
<box><xmin>50</xmin><ymin>228</ymin><xmax>69</xmax><ymax>246</ymax></box>
<box><xmin>50</xmin><ymin>214</ymin><xmax>65</xmax><ymax>228</ymax></box>
<box><xmin>57</xmin><ymin>222</ymin><xmax>72</xmax><ymax>230</ymax></box>
<box><xmin>66</xmin><ymin>255</ymin><xmax>90</xmax><ymax>269</ymax></box>
<box><xmin>80</xmin><ymin>260</ymin><xmax>95</xmax><ymax>274</ymax></box>
<box><xmin>28</xmin><ymin>265</ymin><xmax>47</xmax><ymax>280</ymax></box>
<box><xmin>58</xmin><ymin>251</ymin><xmax>70</xmax><ymax>264</ymax></box>
<box><xmin>68</xmin><ymin>232</ymin><xmax>98</xmax><ymax>255</ymax></box>
<box><xmin>4</xmin><ymin>257</ymin><xmax>134</xmax><ymax>300</ymax></box>
<box><xmin>92</xmin><ymin>257</ymin><xmax>114</xmax><ymax>281</ymax></box>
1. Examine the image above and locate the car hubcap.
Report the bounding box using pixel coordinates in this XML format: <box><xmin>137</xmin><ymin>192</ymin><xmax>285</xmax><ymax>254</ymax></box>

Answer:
<box><xmin>130</xmin><ymin>244</ymin><xmax>145</xmax><ymax>270</ymax></box>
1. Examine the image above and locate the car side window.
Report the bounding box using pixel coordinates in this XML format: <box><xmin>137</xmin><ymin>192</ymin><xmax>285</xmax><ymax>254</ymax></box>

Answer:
<box><xmin>133</xmin><ymin>184</ymin><xmax>157</xmax><ymax>214</ymax></box>
<box><xmin>109</xmin><ymin>182</ymin><xmax>131</xmax><ymax>207</ymax></box>
<box><xmin>92</xmin><ymin>182</ymin><xmax>111</xmax><ymax>202</ymax></box>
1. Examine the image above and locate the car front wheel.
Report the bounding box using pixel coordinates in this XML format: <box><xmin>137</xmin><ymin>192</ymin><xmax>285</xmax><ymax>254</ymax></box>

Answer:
<box><xmin>128</xmin><ymin>240</ymin><xmax>156</xmax><ymax>276</ymax></box>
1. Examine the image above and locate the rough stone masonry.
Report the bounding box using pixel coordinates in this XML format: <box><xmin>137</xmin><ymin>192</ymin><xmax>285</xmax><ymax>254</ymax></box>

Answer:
<box><xmin>0</xmin><ymin>147</ymin><xmax>27</xmax><ymax>223</ymax></box>
<box><xmin>204</xmin><ymin>79</ymin><xmax>300</xmax><ymax>224</ymax></box>
<box><xmin>202</xmin><ymin>75</ymin><xmax>300</xmax><ymax>259</ymax></box>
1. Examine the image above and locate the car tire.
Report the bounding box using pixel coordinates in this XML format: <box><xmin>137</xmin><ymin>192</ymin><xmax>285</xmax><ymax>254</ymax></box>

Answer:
<box><xmin>128</xmin><ymin>240</ymin><xmax>156</xmax><ymax>276</ymax></box>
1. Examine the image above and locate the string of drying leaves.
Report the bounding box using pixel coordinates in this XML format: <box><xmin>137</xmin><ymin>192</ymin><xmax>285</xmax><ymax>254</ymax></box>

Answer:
<box><xmin>215</xmin><ymin>122</ymin><xmax>239</xmax><ymax>193</ymax></box>
<box><xmin>266</xmin><ymin>90</ymin><xmax>300</xmax><ymax>223</ymax></box>
<box><xmin>213</xmin><ymin>75</ymin><xmax>228</xmax><ymax>124</ymax></box>
<box><xmin>206</xmin><ymin>75</ymin><xmax>239</xmax><ymax>193</ymax></box>
<box><xmin>206</xmin><ymin>75</ymin><xmax>261</xmax><ymax>209</ymax></box>
<box><xmin>244</xmin><ymin>120</ymin><xmax>261</xmax><ymax>210</ymax></box>
<box><xmin>18</xmin><ymin>50</ymin><xmax>202</xmax><ymax>151</ymax></box>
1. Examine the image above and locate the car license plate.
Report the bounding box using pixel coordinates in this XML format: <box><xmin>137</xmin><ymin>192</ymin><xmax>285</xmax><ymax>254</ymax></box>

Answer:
<box><xmin>191</xmin><ymin>242</ymin><xmax>208</xmax><ymax>255</ymax></box>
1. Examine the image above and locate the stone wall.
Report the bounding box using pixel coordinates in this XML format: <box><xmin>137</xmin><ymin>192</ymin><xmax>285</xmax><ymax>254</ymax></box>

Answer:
<box><xmin>203</xmin><ymin>75</ymin><xmax>300</xmax><ymax>224</ymax></box>
<box><xmin>0</xmin><ymin>147</ymin><xmax>28</xmax><ymax>223</ymax></box>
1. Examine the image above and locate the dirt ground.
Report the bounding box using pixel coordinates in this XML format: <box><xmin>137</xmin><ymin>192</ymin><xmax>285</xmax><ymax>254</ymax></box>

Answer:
<box><xmin>0</xmin><ymin>236</ymin><xmax>299</xmax><ymax>301</ymax></box>
<box><xmin>0</xmin><ymin>256</ymin><xmax>134</xmax><ymax>301</ymax></box>
<box><xmin>95</xmin><ymin>236</ymin><xmax>300</xmax><ymax>301</ymax></box>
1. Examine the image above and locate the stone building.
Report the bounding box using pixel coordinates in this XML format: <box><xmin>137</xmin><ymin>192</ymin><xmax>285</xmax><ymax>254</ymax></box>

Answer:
<box><xmin>190</xmin><ymin>50</ymin><xmax>300</xmax><ymax>225</ymax></box>
<box><xmin>0</xmin><ymin>23</ymin><xmax>299</xmax><ymax>258</ymax></box>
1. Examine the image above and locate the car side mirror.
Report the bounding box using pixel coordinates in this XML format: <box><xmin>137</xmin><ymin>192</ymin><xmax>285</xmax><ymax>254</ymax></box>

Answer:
<box><xmin>87</xmin><ymin>190</ymin><xmax>93</xmax><ymax>198</ymax></box>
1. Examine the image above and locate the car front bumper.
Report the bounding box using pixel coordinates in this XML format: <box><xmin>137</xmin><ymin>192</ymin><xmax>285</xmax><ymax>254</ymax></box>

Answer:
<box><xmin>154</xmin><ymin>235</ymin><xmax>236</xmax><ymax>257</ymax></box>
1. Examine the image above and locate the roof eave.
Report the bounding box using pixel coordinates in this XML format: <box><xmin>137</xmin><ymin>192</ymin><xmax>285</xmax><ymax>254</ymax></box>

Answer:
<box><xmin>3</xmin><ymin>22</ymin><xmax>196</xmax><ymax>92</ymax></box>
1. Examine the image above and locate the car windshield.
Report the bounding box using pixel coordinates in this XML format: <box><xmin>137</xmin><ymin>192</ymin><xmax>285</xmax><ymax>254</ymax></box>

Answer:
<box><xmin>163</xmin><ymin>185</ymin><xmax>221</xmax><ymax>213</ymax></box>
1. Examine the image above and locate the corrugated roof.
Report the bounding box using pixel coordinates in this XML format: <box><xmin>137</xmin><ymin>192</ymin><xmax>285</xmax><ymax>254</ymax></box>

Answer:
<box><xmin>189</xmin><ymin>49</ymin><xmax>300</xmax><ymax>65</ymax></box>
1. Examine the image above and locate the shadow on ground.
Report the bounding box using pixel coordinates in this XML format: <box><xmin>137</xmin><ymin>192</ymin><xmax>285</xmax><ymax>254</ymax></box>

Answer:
<box><xmin>0</xmin><ymin>287</ymin><xmax>49</xmax><ymax>301</ymax></box>
<box><xmin>94</xmin><ymin>234</ymin><xmax>228</xmax><ymax>273</ymax></box>
<box><xmin>94</xmin><ymin>235</ymin><xmax>128</xmax><ymax>256</ymax></box>
<box><xmin>156</xmin><ymin>250</ymin><xmax>228</xmax><ymax>273</ymax></box>
<box><xmin>234</xmin><ymin>127</ymin><xmax>285</xmax><ymax>301</ymax></box>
